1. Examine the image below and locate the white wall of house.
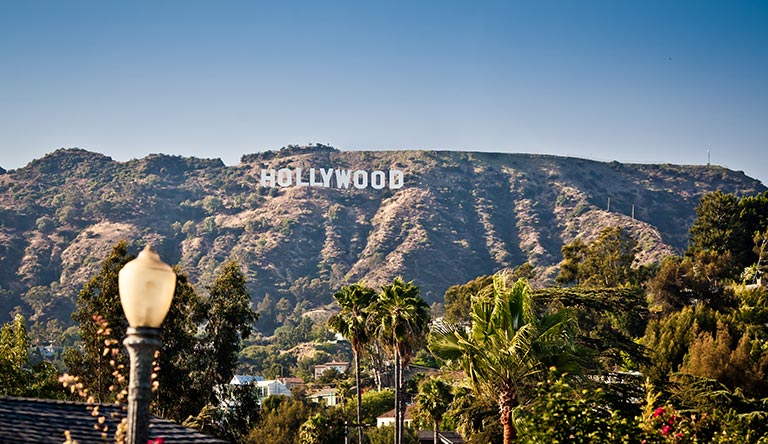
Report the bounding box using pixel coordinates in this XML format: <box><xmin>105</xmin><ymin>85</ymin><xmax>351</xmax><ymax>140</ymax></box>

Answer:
<box><xmin>257</xmin><ymin>380</ymin><xmax>291</xmax><ymax>397</ymax></box>
<box><xmin>219</xmin><ymin>376</ymin><xmax>291</xmax><ymax>408</ymax></box>
<box><xmin>376</xmin><ymin>417</ymin><xmax>412</xmax><ymax>428</ymax></box>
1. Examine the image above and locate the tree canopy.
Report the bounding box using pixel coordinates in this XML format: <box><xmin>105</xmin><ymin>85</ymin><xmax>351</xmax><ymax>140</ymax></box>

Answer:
<box><xmin>62</xmin><ymin>242</ymin><xmax>259</xmax><ymax>430</ymax></box>
<box><xmin>689</xmin><ymin>190</ymin><xmax>768</xmax><ymax>273</ymax></box>
<box><xmin>0</xmin><ymin>314</ymin><xmax>61</xmax><ymax>398</ymax></box>
<box><xmin>556</xmin><ymin>226</ymin><xmax>639</xmax><ymax>287</ymax></box>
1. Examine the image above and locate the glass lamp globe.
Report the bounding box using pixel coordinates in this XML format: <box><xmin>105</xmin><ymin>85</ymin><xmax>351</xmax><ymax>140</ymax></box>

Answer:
<box><xmin>118</xmin><ymin>245</ymin><xmax>176</xmax><ymax>328</ymax></box>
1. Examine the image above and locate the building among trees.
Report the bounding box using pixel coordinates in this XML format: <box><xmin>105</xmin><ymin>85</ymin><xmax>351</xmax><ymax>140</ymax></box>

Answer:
<box><xmin>313</xmin><ymin>360</ymin><xmax>350</xmax><ymax>379</ymax></box>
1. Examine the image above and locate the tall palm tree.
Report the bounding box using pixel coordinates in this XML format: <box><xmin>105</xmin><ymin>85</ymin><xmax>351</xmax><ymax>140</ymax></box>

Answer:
<box><xmin>428</xmin><ymin>273</ymin><xmax>576</xmax><ymax>444</ymax></box>
<box><xmin>415</xmin><ymin>376</ymin><xmax>453</xmax><ymax>444</ymax></box>
<box><xmin>327</xmin><ymin>283</ymin><xmax>377</xmax><ymax>444</ymax></box>
<box><xmin>373</xmin><ymin>277</ymin><xmax>431</xmax><ymax>444</ymax></box>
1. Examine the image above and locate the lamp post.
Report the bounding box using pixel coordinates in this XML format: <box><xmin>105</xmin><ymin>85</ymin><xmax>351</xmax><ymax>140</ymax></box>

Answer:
<box><xmin>118</xmin><ymin>245</ymin><xmax>176</xmax><ymax>444</ymax></box>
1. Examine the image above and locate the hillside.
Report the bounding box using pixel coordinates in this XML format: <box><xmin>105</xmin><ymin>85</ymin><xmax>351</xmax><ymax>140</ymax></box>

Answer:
<box><xmin>0</xmin><ymin>145</ymin><xmax>765</xmax><ymax>333</ymax></box>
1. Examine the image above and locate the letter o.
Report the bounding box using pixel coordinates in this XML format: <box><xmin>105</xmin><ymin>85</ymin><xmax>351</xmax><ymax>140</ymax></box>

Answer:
<box><xmin>353</xmin><ymin>170</ymin><xmax>368</xmax><ymax>189</ymax></box>
<box><xmin>371</xmin><ymin>171</ymin><xmax>386</xmax><ymax>189</ymax></box>
<box><xmin>277</xmin><ymin>168</ymin><xmax>292</xmax><ymax>187</ymax></box>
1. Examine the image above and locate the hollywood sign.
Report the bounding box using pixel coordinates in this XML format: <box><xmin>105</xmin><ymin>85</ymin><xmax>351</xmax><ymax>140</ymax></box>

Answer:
<box><xmin>260</xmin><ymin>168</ymin><xmax>404</xmax><ymax>190</ymax></box>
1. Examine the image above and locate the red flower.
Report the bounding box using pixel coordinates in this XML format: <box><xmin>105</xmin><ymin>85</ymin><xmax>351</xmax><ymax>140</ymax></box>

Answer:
<box><xmin>668</xmin><ymin>415</ymin><xmax>676</xmax><ymax>426</ymax></box>
<box><xmin>148</xmin><ymin>439</ymin><xmax>164</xmax><ymax>444</ymax></box>
<box><xmin>661</xmin><ymin>425</ymin><xmax>672</xmax><ymax>435</ymax></box>
<box><xmin>653</xmin><ymin>407</ymin><xmax>665</xmax><ymax>418</ymax></box>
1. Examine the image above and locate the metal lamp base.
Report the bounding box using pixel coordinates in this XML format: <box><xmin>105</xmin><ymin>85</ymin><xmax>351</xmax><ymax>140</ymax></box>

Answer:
<box><xmin>124</xmin><ymin>327</ymin><xmax>162</xmax><ymax>444</ymax></box>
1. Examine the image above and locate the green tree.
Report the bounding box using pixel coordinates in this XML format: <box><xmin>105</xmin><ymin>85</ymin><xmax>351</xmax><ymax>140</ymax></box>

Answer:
<box><xmin>65</xmin><ymin>241</ymin><xmax>133</xmax><ymax>402</ymax></box>
<box><xmin>641</xmin><ymin>305</ymin><xmax>700</xmax><ymax>386</ymax></box>
<box><xmin>256</xmin><ymin>293</ymin><xmax>277</xmax><ymax>332</ymax></box>
<box><xmin>581</xmin><ymin>226</ymin><xmax>638</xmax><ymax>287</ymax></box>
<box><xmin>689</xmin><ymin>190</ymin><xmax>768</xmax><ymax>273</ymax></box>
<box><xmin>62</xmin><ymin>242</ymin><xmax>259</xmax><ymax>430</ymax></box>
<box><xmin>679</xmin><ymin>313</ymin><xmax>768</xmax><ymax>399</ymax></box>
<box><xmin>689</xmin><ymin>191</ymin><xmax>741</xmax><ymax>258</ymax></box>
<box><xmin>366</xmin><ymin>425</ymin><xmax>418</xmax><ymax>444</ymax></box>
<box><xmin>515</xmin><ymin>374</ymin><xmax>637</xmax><ymax>444</ymax></box>
<box><xmin>244</xmin><ymin>396</ymin><xmax>313</xmax><ymax>444</ymax></box>
<box><xmin>357</xmin><ymin>388</ymin><xmax>396</xmax><ymax>427</ymax></box>
<box><xmin>444</xmin><ymin>275</ymin><xmax>494</xmax><ymax>324</ymax></box>
<box><xmin>153</xmin><ymin>268</ymin><xmax>207</xmax><ymax>422</ymax></box>
<box><xmin>317</xmin><ymin>367</ymin><xmax>345</xmax><ymax>384</ymax></box>
<box><xmin>556</xmin><ymin>227</ymin><xmax>638</xmax><ymax>287</ymax></box>
<box><xmin>328</xmin><ymin>282</ymin><xmax>377</xmax><ymax>444</ymax></box>
<box><xmin>299</xmin><ymin>414</ymin><xmax>327</xmax><ymax>444</ymax></box>
<box><xmin>647</xmin><ymin>251</ymin><xmax>737</xmax><ymax>316</ymax></box>
<box><xmin>65</xmin><ymin>242</ymin><xmax>206</xmax><ymax>414</ymax></box>
<box><xmin>0</xmin><ymin>314</ymin><xmax>61</xmax><ymax>397</ymax></box>
<box><xmin>415</xmin><ymin>376</ymin><xmax>453</xmax><ymax>444</ymax></box>
<box><xmin>273</xmin><ymin>317</ymin><xmax>314</xmax><ymax>349</ymax></box>
<box><xmin>429</xmin><ymin>273</ymin><xmax>577</xmax><ymax>444</ymax></box>
<box><xmin>373</xmin><ymin>277</ymin><xmax>431</xmax><ymax>444</ymax></box>
<box><xmin>0</xmin><ymin>315</ymin><xmax>29</xmax><ymax>393</ymax></box>
<box><xmin>298</xmin><ymin>412</ymin><xmax>346</xmax><ymax>444</ymax></box>
<box><xmin>444</xmin><ymin>387</ymin><xmax>501</xmax><ymax>444</ymax></box>
<box><xmin>197</xmin><ymin>260</ymin><xmax>259</xmax><ymax>404</ymax></box>
<box><xmin>555</xmin><ymin>238</ymin><xmax>587</xmax><ymax>286</ymax></box>
<box><xmin>532</xmin><ymin>286</ymin><xmax>650</xmax><ymax>373</ymax></box>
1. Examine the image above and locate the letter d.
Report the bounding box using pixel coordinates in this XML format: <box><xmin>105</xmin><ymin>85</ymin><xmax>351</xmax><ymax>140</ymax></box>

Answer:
<box><xmin>389</xmin><ymin>170</ymin><xmax>404</xmax><ymax>189</ymax></box>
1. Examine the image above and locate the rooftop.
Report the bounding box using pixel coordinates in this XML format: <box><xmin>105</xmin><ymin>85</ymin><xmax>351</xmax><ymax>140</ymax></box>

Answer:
<box><xmin>417</xmin><ymin>430</ymin><xmax>466</xmax><ymax>444</ymax></box>
<box><xmin>0</xmin><ymin>396</ymin><xmax>225</xmax><ymax>444</ymax></box>
<box><xmin>230</xmin><ymin>375</ymin><xmax>265</xmax><ymax>385</ymax></box>
<box><xmin>377</xmin><ymin>404</ymin><xmax>416</xmax><ymax>420</ymax></box>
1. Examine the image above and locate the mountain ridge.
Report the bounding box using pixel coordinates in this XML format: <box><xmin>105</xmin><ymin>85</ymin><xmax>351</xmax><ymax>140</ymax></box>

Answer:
<box><xmin>1</xmin><ymin>145</ymin><xmax>765</xmax><ymax>334</ymax></box>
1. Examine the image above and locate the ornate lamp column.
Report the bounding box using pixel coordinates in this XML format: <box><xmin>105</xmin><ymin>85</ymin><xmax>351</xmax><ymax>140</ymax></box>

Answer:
<box><xmin>118</xmin><ymin>245</ymin><xmax>176</xmax><ymax>444</ymax></box>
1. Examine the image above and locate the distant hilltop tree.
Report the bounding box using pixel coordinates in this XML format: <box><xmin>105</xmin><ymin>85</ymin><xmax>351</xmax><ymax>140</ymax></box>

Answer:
<box><xmin>241</xmin><ymin>143</ymin><xmax>338</xmax><ymax>163</ymax></box>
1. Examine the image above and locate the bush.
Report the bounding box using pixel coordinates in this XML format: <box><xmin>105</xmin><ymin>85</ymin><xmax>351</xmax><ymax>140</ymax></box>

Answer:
<box><xmin>365</xmin><ymin>425</ymin><xmax>417</xmax><ymax>444</ymax></box>
<box><xmin>515</xmin><ymin>376</ymin><xmax>637</xmax><ymax>444</ymax></box>
<box><xmin>35</xmin><ymin>215</ymin><xmax>56</xmax><ymax>232</ymax></box>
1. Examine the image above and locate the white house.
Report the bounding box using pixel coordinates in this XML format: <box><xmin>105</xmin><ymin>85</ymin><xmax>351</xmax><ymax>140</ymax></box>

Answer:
<box><xmin>230</xmin><ymin>375</ymin><xmax>264</xmax><ymax>385</ymax></box>
<box><xmin>376</xmin><ymin>405</ymin><xmax>415</xmax><ymax>428</ymax></box>
<box><xmin>220</xmin><ymin>375</ymin><xmax>291</xmax><ymax>407</ymax></box>
<box><xmin>255</xmin><ymin>379</ymin><xmax>292</xmax><ymax>398</ymax></box>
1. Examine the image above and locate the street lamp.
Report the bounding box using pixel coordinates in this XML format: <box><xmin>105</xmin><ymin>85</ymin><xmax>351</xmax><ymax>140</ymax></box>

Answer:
<box><xmin>118</xmin><ymin>245</ymin><xmax>176</xmax><ymax>444</ymax></box>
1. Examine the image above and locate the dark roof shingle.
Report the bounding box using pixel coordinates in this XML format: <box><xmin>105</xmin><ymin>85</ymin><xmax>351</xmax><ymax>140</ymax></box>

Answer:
<box><xmin>0</xmin><ymin>396</ymin><xmax>225</xmax><ymax>443</ymax></box>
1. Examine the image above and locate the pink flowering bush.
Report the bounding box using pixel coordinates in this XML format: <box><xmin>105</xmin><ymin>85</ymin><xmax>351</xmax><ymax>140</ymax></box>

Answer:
<box><xmin>640</xmin><ymin>405</ymin><xmax>697</xmax><ymax>444</ymax></box>
<box><xmin>639</xmin><ymin>405</ymin><xmax>754</xmax><ymax>444</ymax></box>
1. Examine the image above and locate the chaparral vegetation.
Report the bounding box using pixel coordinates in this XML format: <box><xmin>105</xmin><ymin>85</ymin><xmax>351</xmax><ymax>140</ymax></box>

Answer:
<box><xmin>3</xmin><ymin>183</ymin><xmax>768</xmax><ymax>442</ymax></box>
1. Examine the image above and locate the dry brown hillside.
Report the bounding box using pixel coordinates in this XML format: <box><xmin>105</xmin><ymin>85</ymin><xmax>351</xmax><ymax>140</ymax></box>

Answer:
<box><xmin>0</xmin><ymin>145</ymin><xmax>764</xmax><ymax>333</ymax></box>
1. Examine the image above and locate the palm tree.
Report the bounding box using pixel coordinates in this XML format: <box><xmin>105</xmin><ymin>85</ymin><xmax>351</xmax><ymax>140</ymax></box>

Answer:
<box><xmin>415</xmin><ymin>376</ymin><xmax>453</xmax><ymax>444</ymax></box>
<box><xmin>328</xmin><ymin>283</ymin><xmax>377</xmax><ymax>444</ymax></box>
<box><xmin>373</xmin><ymin>277</ymin><xmax>431</xmax><ymax>444</ymax></box>
<box><xmin>428</xmin><ymin>272</ymin><xmax>576</xmax><ymax>444</ymax></box>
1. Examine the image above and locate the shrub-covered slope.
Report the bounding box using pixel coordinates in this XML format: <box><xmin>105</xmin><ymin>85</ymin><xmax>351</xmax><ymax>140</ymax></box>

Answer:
<box><xmin>0</xmin><ymin>145</ymin><xmax>764</xmax><ymax>332</ymax></box>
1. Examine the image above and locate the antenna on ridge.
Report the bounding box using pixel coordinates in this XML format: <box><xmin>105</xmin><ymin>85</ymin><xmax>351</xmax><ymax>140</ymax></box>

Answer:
<box><xmin>707</xmin><ymin>149</ymin><xmax>711</xmax><ymax>166</ymax></box>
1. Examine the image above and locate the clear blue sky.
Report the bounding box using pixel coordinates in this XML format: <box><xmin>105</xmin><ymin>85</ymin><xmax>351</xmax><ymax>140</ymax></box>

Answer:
<box><xmin>1</xmin><ymin>1</ymin><xmax>766</xmax><ymax>185</ymax></box>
